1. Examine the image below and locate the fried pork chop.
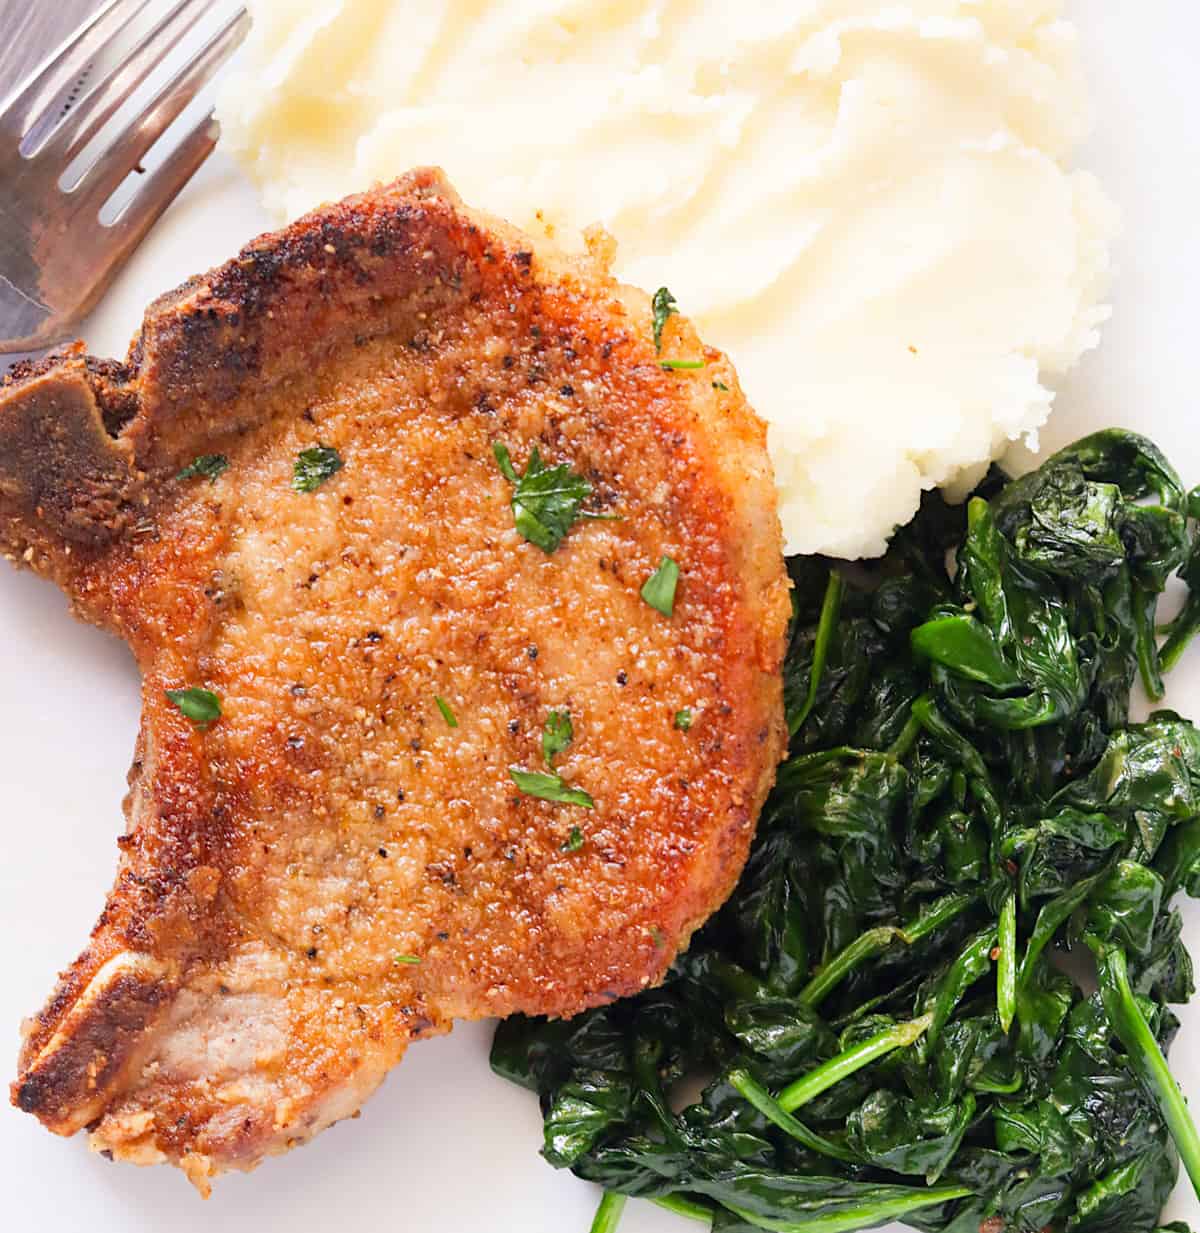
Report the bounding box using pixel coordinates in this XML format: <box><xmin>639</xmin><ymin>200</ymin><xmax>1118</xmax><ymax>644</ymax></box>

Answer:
<box><xmin>2</xmin><ymin>171</ymin><xmax>789</xmax><ymax>1190</ymax></box>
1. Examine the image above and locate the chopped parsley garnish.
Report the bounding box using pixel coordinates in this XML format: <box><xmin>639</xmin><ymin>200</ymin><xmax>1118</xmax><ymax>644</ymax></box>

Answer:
<box><xmin>434</xmin><ymin>696</ymin><xmax>458</xmax><ymax>728</ymax></box>
<box><xmin>651</xmin><ymin>286</ymin><xmax>678</xmax><ymax>353</ymax></box>
<box><xmin>165</xmin><ymin>687</ymin><xmax>221</xmax><ymax>728</ymax></box>
<box><xmin>641</xmin><ymin>556</ymin><xmax>680</xmax><ymax>617</ymax></box>
<box><xmin>562</xmin><ymin>826</ymin><xmax>585</xmax><ymax>853</ymax></box>
<box><xmin>543</xmin><ymin>709</ymin><xmax>574</xmax><ymax>766</ymax></box>
<box><xmin>660</xmin><ymin>359</ymin><xmax>705</xmax><ymax>371</ymax></box>
<box><xmin>712</xmin><ymin>380</ymin><xmax>729</xmax><ymax>392</ymax></box>
<box><xmin>509</xmin><ymin>767</ymin><xmax>594</xmax><ymax>809</ymax></box>
<box><xmin>492</xmin><ymin>441</ymin><xmax>613</xmax><ymax>553</ymax></box>
<box><xmin>392</xmin><ymin>953</ymin><xmax>422</xmax><ymax>965</ymax></box>
<box><xmin>516</xmin><ymin>709</ymin><xmax>592</xmax><ymax>807</ymax></box>
<box><xmin>177</xmin><ymin>454</ymin><xmax>228</xmax><ymax>483</ymax></box>
<box><xmin>674</xmin><ymin>708</ymin><xmax>693</xmax><ymax>731</ymax></box>
<box><xmin>292</xmin><ymin>445</ymin><xmax>344</xmax><ymax>493</ymax></box>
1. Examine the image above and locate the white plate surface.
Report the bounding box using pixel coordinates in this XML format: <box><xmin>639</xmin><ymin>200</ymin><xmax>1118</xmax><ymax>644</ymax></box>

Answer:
<box><xmin>4</xmin><ymin>4</ymin><xmax>1200</xmax><ymax>1230</ymax></box>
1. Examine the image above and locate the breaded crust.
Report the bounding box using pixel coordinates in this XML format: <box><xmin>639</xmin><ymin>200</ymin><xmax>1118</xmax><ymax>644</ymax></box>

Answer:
<box><xmin>2</xmin><ymin>170</ymin><xmax>790</xmax><ymax>1188</ymax></box>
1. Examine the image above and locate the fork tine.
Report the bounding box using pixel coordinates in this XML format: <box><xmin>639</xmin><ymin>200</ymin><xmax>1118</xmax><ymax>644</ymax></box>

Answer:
<box><xmin>65</xmin><ymin>113</ymin><xmax>219</xmax><ymax>330</ymax></box>
<box><xmin>2</xmin><ymin>0</ymin><xmax>150</xmax><ymax>141</ymax></box>
<box><xmin>39</xmin><ymin>0</ymin><xmax>220</xmax><ymax>166</ymax></box>
<box><xmin>93</xmin><ymin>113</ymin><xmax>219</xmax><ymax>290</ymax></box>
<box><xmin>73</xmin><ymin>7</ymin><xmax>250</xmax><ymax>211</ymax></box>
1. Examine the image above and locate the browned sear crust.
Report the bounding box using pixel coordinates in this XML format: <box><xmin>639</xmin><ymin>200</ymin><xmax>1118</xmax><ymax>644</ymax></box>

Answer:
<box><xmin>1</xmin><ymin>171</ymin><xmax>790</xmax><ymax>1190</ymax></box>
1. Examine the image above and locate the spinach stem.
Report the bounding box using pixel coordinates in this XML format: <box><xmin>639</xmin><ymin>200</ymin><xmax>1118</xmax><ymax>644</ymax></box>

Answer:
<box><xmin>997</xmin><ymin>891</ymin><xmax>1017</xmax><ymax>1033</ymax></box>
<box><xmin>589</xmin><ymin>1190</ymin><xmax>627</xmax><ymax>1233</ymax></box>
<box><xmin>722</xmin><ymin>1186</ymin><xmax>971</xmax><ymax>1232</ymax></box>
<box><xmin>1091</xmin><ymin>940</ymin><xmax>1200</xmax><ymax>1200</ymax></box>
<box><xmin>799</xmin><ymin>927</ymin><xmax>898</xmax><ymax>1007</ymax></box>
<box><xmin>886</xmin><ymin>708</ymin><xmax>923</xmax><ymax>761</ymax></box>
<box><xmin>1160</xmin><ymin>596</ymin><xmax>1200</xmax><ymax>674</ymax></box>
<box><xmin>1018</xmin><ymin>871</ymin><xmax>1105</xmax><ymax>987</ymax></box>
<box><xmin>800</xmin><ymin>892</ymin><xmax>975</xmax><ymax>1006</ymax></box>
<box><xmin>652</xmin><ymin>1194</ymin><xmax>715</xmax><ymax>1223</ymax></box>
<box><xmin>928</xmin><ymin>929</ymin><xmax>998</xmax><ymax>1048</ymax></box>
<box><xmin>903</xmin><ymin>892</ymin><xmax>978</xmax><ymax>944</ymax></box>
<box><xmin>1133</xmin><ymin>581</ymin><xmax>1167</xmax><ymax>701</ymax></box>
<box><xmin>971</xmin><ymin>1069</ymin><xmax>1023</xmax><ymax>1095</ymax></box>
<box><xmin>911</xmin><ymin>695</ymin><xmax>1002</xmax><ymax>834</ymax></box>
<box><xmin>728</xmin><ymin>1068</ymin><xmax>858</xmax><ymax>1163</ymax></box>
<box><xmin>777</xmin><ymin>1013</ymin><xmax>934</xmax><ymax>1113</ymax></box>
<box><xmin>789</xmin><ymin>572</ymin><xmax>844</xmax><ymax>736</ymax></box>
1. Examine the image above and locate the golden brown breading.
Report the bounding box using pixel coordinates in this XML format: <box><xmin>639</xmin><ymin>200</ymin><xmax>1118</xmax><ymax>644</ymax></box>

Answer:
<box><xmin>2</xmin><ymin>171</ymin><xmax>789</xmax><ymax>1189</ymax></box>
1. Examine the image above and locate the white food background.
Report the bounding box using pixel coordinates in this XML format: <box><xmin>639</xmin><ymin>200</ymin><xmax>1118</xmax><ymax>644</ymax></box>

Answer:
<box><xmin>2</xmin><ymin>3</ymin><xmax>1199</xmax><ymax>1230</ymax></box>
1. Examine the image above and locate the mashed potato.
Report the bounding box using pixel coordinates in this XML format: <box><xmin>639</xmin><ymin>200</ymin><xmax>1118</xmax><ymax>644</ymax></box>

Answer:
<box><xmin>218</xmin><ymin>1</ymin><xmax>1115</xmax><ymax>558</ymax></box>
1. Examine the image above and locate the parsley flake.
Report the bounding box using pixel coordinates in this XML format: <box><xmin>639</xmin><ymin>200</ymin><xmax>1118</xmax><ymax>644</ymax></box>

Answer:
<box><xmin>674</xmin><ymin>708</ymin><xmax>693</xmax><ymax>731</ymax></box>
<box><xmin>177</xmin><ymin>454</ymin><xmax>228</xmax><ymax>483</ymax></box>
<box><xmin>562</xmin><ymin>826</ymin><xmax>585</xmax><ymax>853</ymax></box>
<box><xmin>651</xmin><ymin>287</ymin><xmax>678</xmax><ymax>353</ymax></box>
<box><xmin>292</xmin><ymin>445</ymin><xmax>344</xmax><ymax>493</ymax></box>
<box><xmin>641</xmin><ymin>556</ymin><xmax>680</xmax><ymax>617</ymax></box>
<box><xmin>509</xmin><ymin>767</ymin><xmax>594</xmax><ymax>809</ymax></box>
<box><xmin>434</xmin><ymin>696</ymin><xmax>458</xmax><ymax>728</ymax></box>
<box><xmin>543</xmin><ymin>709</ymin><xmax>574</xmax><ymax>766</ymax></box>
<box><xmin>393</xmin><ymin>953</ymin><xmax>422</xmax><ymax>965</ymax></box>
<box><xmin>712</xmin><ymin>380</ymin><xmax>730</xmax><ymax>392</ymax></box>
<box><xmin>493</xmin><ymin>441</ymin><xmax>612</xmax><ymax>553</ymax></box>
<box><xmin>660</xmin><ymin>359</ymin><xmax>705</xmax><ymax>371</ymax></box>
<box><xmin>165</xmin><ymin>687</ymin><xmax>221</xmax><ymax>729</ymax></box>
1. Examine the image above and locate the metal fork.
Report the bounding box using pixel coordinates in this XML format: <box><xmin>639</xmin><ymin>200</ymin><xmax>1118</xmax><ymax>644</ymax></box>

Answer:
<box><xmin>0</xmin><ymin>0</ymin><xmax>249</xmax><ymax>353</ymax></box>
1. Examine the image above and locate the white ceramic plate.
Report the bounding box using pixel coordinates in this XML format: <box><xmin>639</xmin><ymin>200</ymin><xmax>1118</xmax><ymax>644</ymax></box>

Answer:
<box><xmin>4</xmin><ymin>5</ymin><xmax>1200</xmax><ymax>1229</ymax></box>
